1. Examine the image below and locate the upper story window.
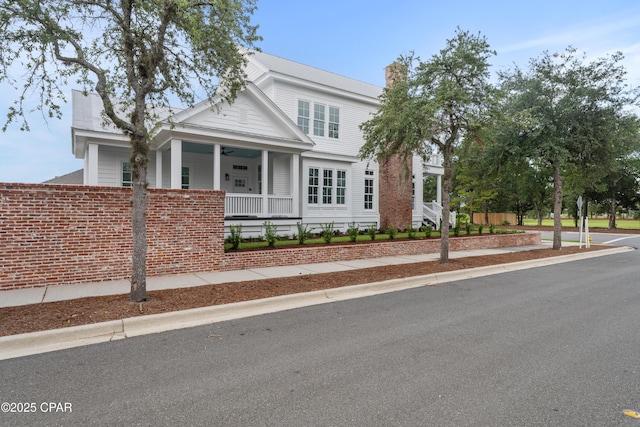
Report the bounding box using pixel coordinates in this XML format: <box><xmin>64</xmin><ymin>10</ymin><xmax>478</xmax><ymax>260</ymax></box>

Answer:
<box><xmin>297</xmin><ymin>100</ymin><xmax>340</xmax><ymax>140</ymax></box>
<box><xmin>329</xmin><ymin>106</ymin><xmax>340</xmax><ymax>139</ymax></box>
<box><xmin>314</xmin><ymin>103</ymin><xmax>325</xmax><ymax>137</ymax></box>
<box><xmin>297</xmin><ymin>100</ymin><xmax>310</xmax><ymax>134</ymax></box>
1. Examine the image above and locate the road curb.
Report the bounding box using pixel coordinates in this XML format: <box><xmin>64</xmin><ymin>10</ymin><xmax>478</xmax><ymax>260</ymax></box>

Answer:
<box><xmin>0</xmin><ymin>246</ymin><xmax>632</xmax><ymax>361</ymax></box>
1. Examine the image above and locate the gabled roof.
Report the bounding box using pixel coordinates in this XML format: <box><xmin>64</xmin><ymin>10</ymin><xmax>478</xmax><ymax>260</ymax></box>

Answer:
<box><xmin>247</xmin><ymin>50</ymin><xmax>383</xmax><ymax>101</ymax></box>
<box><xmin>152</xmin><ymin>82</ymin><xmax>314</xmax><ymax>152</ymax></box>
<box><xmin>43</xmin><ymin>169</ymin><xmax>84</xmax><ymax>185</ymax></box>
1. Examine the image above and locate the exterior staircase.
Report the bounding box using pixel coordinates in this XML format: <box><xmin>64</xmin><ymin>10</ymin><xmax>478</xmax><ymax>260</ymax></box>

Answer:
<box><xmin>423</xmin><ymin>201</ymin><xmax>456</xmax><ymax>230</ymax></box>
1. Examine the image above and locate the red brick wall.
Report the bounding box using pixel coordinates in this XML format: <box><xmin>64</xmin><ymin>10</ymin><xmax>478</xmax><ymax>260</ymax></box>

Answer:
<box><xmin>0</xmin><ymin>183</ymin><xmax>539</xmax><ymax>291</ymax></box>
<box><xmin>378</xmin><ymin>155</ymin><xmax>413</xmax><ymax>231</ymax></box>
<box><xmin>0</xmin><ymin>184</ymin><xmax>225</xmax><ymax>289</ymax></box>
<box><xmin>223</xmin><ymin>232</ymin><xmax>540</xmax><ymax>271</ymax></box>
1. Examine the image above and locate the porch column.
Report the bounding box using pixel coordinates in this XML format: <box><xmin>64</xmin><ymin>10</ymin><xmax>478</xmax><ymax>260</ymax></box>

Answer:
<box><xmin>170</xmin><ymin>139</ymin><xmax>182</xmax><ymax>189</ymax></box>
<box><xmin>436</xmin><ymin>175</ymin><xmax>442</xmax><ymax>205</ymax></box>
<box><xmin>291</xmin><ymin>153</ymin><xmax>300</xmax><ymax>216</ymax></box>
<box><xmin>213</xmin><ymin>144</ymin><xmax>221</xmax><ymax>190</ymax></box>
<box><xmin>261</xmin><ymin>150</ymin><xmax>269</xmax><ymax>216</ymax></box>
<box><xmin>85</xmin><ymin>143</ymin><xmax>99</xmax><ymax>185</ymax></box>
<box><xmin>155</xmin><ymin>150</ymin><xmax>163</xmax><ymax>188</ymax></box>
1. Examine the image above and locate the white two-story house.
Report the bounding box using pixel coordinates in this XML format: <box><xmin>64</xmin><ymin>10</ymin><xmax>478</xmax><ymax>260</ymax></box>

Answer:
<box><xmin>71</xmin><ymin>51</ymin><xmax>446</xmax><ymax>236</ymax></box>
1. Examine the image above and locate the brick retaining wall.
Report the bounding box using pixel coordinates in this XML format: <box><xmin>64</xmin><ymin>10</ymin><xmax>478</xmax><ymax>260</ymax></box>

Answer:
<box><xmin>0</xmin><ymin>184</ymin><xmax>225</xmax><ymax>289</ymax></box>
<box><xmin>0</xmin><ymin>183</ymin><xmax>539</xmax><ymax>291</ymax></box>
<box><xmin>222</xmin><ymin>232</ymin><xmax>541</xmax><ymax>271</ymax></box>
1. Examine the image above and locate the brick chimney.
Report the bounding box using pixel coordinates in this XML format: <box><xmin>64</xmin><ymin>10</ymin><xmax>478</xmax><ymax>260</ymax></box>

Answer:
<box><xmin>378</xmin><ymin>63</ymin><xmax>413</xmax><ymax>232</ymax></box>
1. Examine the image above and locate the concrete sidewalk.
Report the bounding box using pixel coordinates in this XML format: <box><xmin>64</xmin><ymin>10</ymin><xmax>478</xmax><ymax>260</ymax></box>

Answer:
<box><xmin>0</xmin><ymin>242</ymin><xmax>633</xmax><ymax>361</ymax></box>
<box><xmin>3</xmin><ymin>242</ymin><xmax>557</xmax><ymax>308</ymax></box>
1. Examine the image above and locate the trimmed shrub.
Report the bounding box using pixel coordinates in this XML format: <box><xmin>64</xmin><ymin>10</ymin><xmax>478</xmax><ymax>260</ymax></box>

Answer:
<box><xmin>263</xmin><ymin>221</ymin><xmax>279</xmax><ymax>248</ymax></box>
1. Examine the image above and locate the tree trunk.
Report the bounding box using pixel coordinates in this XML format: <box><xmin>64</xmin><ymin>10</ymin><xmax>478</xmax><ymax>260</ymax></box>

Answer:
<box><xmin>130</xmin><ymin>134</ymin><xmax>148</xmax><ymax>302</ymax></box>
<box><xmin>483</xmin><ymin>200</ymin><xmax>489</xmax><ymax>225</ymax></box>
<box><xmin>609</xmin><ymin>192</ymin><xmax>617</xmax><ymax>229</ymax></box>
<box><xmin>535</xmin><ymin>203</ymin><xmax>543</xmax><ymax>226</ymax></box>
<box><xmin>552</xmin><ymin>162</ymin><xmax>563</xmax><ymax>250</ymax></box>
<box><xmin>440</xmin><ymin>144</ymin><xmax>453</xmax><ymax>264</ymax></box>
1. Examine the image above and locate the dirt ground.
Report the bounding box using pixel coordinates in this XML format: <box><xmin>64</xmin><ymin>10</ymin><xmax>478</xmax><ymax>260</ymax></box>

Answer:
<box><xmin>0</xmin><ymin>242</ymin><xmax>610</xmax><ymax>337</ymax></box>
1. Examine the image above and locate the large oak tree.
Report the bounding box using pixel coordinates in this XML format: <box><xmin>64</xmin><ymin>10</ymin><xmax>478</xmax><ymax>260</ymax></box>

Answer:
<box><xmin>0</xmin><ymin>0</ymin><xmax>261</xmax><ymax>301</ymax></box>
<box><xmin>360</xmin><ymin>28</ymin><xmax>496</xmax><ymax>263</ymax></box>
<box><xmin>499</xmin><ymin>48</ymin><xmax>637</xmax><ymax>249</ymax></box>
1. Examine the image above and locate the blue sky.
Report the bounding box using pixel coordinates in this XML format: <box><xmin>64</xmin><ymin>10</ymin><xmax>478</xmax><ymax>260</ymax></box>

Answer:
<box><xmin>2</xmin><ymin>0</ymin><xmax>640</xmax><ymax>183</ymax></box>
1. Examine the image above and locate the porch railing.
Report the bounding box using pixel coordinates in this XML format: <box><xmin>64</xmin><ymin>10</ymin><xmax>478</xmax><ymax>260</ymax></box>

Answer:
<box><xmin>423</xmin><ymin>201</ymin><xmax>456</xmax><ymax>230</ymax></box>
<box><xmin>225</xmin><ymin>194</ymin><xmax>293</xmax><ymax>216</ymax></box>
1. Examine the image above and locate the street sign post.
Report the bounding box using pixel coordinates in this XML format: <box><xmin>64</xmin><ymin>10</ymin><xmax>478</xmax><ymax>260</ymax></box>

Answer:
<box><xmin>577</xmin><ymin>196</ymin><xmax>584</xmax><ymax>248</ymax></box>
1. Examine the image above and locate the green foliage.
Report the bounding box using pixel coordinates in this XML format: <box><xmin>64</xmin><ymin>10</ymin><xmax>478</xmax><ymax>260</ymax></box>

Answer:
<box><xmin>497</xmin><ymin>47</ymin><xmax>637</xmax><ymax>248</ymax></box>
<box><xmin>0</xmin><ymin>0</ymin><xmax>260</xmax><ymax>301</ymax></box>
<box><xmin>489</xmin><ymin>223</ymin><xmax>495</xmax><ymax>234</ymax></box>
<box><xmin>347</xmin><ymin>222</ymin><xmax>359</xmax><ymax>242</ymax></box>
<box><xmin>421</xmin><ymin>224</ymin><xmax>433</xmax><ymax>238</ymax></box>
<box><xmin>263</xmin><ymin>221</ymin><xmax>279</xmax><ymax>248</ymax></box>
<box><xmin>359</xmin><ymin>28</ymin><xmax>497</xmax><ymax>262</ymax></box>
<box><xmin>478</xmin><ymin>224</ymin><xmax>484</xmax><ymax>235</ymax></box>
<box><xmin>465</xmin><ymin>223</ymin><xmax>472</xmax><ymax>235</ymax></box>
<box><xmin>367</xmin><ymin>224</ymin><xmax>377</xmax><ymax>240</ymax></box>
<box><xmin>227</xmin><ymin>224</ymin><xmax>243</xmax><ymax>250</ymax></box>
<box><xmin>407</xmin><ymin>226</ymin><xmax>417</xmax><ymax>239</ymax></box>
<box><xmin>296</xmin><ymin>222</ymin><xmax>311</xmax><ymax>245</ymax></box>
<box><xmin>386</xmin><ymin>224</ymin><xmax>397</xmax><ymax>240</ymax></box>
<box><xmin>320</xmin><ymin>222</ymin><xmax>335</xmax><ymax>243</ymax></box>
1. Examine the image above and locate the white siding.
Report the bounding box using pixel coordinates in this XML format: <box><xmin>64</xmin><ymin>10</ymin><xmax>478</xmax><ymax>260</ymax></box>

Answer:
<box><xmin>271</xmin><ymin>154</ymin><xmax>291</xmax><ymax>195</ymax></box>
<box><xmin>182</xmin><ymin>91</ymin><xmax>285</xmax><ymax>139</ymax></box>
<box><xmin>349</xmin><ymin>161</ymin><xmax>379</xmax><ymax>228</ymax></box>
<box><xmin>96</xmin><ymin>145</ymin><xmax>157</xmax><ymax>187</ymax></box>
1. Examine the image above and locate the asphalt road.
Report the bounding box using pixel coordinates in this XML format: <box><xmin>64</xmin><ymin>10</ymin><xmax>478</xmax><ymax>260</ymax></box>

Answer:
<box><xmin>1</xmin><ymin>249</ymin><xmax>640</xmax><ymax>426</ymax></box>
<box><xmin>541</xmin><ymin>230</ymin><xmax>640</xmax><ymax>247</ymax></box>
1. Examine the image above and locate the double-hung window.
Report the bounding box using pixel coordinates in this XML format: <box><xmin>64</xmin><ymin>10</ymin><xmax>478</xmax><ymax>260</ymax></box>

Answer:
<box><xmin>122</xmin><ymin>162</ymin><xmax>132</xmax><ymax>187</ymax></box>
<box><xmin>297</xmin><ymin>100</ymin><xmax>310</xmax><ymax>134</ymax></box>
<box><xmin>314</xmin><ymin>103</ymin><xmax>325</xmax><ymax>137</ymax></box>
<box><xmin>308</xmin><ymin>168</ymin><xmax>319</xmax><ymax>204</ymax></box>
<box><xmin>329</xmin><ymin>106</ymin><xmax>340</xmax><ymax>139</ymax></box>
<box><xmin>297</xmin><ymin>100</ymin><xmax>340</xmax><ymax>140</ymax></box>
<box><xmin>364</xmin><ymin>170</ymin><xmax>374</xmax><ymax>210</ymax></box>
<box><xmin>181</xmin><ymin>167</ymin><xmax>190</xmax><ymax>189</ymax></box>
<box><xmin>322</xmin><ymin>169</ymin><xmax>333</xmax><ymax>204</ymax></box>
<box><xmin>336</xmin><ymin>170</ymin><xmax>346</xmax><ymax>204</ymax></box>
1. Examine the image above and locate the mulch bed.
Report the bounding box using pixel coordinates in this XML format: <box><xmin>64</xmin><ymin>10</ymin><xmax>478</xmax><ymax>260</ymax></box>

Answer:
<box><xmin>0</xmin><ymin>245</ymin><xmax>608</xmax><ymax>337</ymax></box>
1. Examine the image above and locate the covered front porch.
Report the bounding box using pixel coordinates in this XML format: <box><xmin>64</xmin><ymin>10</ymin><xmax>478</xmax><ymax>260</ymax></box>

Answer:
<box><xmin>154</xmin><ymin>139</ymin><xmax>302</xmax><ymax>218</ymax></box>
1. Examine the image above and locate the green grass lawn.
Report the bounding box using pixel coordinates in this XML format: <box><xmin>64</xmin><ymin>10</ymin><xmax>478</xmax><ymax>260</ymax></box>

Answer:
<box><xmin>522</xmin><ymin>218</ymin><xmax>640</xmax><ymax>230</ymax></box>
<box><xmin>224</xmin><ymin>225</ymin><xmax>523</xmax><ymax>250</ymax></box>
